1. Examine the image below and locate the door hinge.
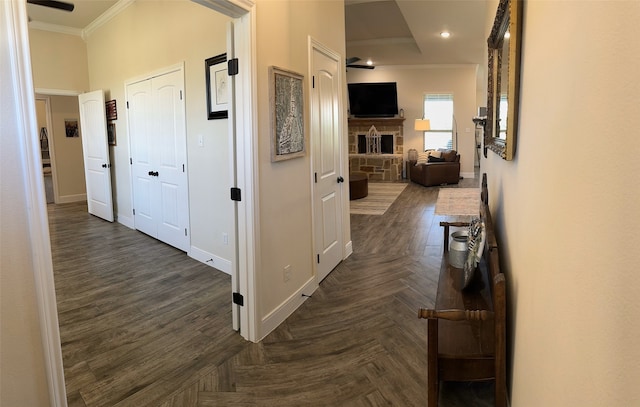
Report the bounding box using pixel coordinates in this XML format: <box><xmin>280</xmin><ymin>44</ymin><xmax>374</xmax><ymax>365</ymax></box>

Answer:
<box><xmin>183</xmin><ymin>164</ymin><xmax>185</xmax><ymax>173</ymax></box>
<box><xmin>180</xmin><ymin>90</ymin><xmax>183</xmax><ymax>100</ymax></box>
<box><xmin>314</xmin><ymin>172</ymin><xmax>317</xmax><ymax>183</ymax></box>
<box><xmin>317</xmin><ymin>254</ymin><xmax>320</xmax><ymax>264</ymax></box>
<box><xmin>130</xmin><ymin>158</ymin><xmax>132</xmax><ymax>165</ymax></box>
<box><xmin>232</xmin><ymin>292</ymin><xmax>244</xmax><ymax>306</ymax></box>
<box><xmin>230</xmin><ymin>187</ymin><xmax>241</xmax><ymax>202</ymax></box>
<box><xmin>185</xmin><ymin>228</ymin><xmax>188</xmax><ymax>236</ymax></box>
<box><xmin>228</xmin><ymin>58</ymin><xmax>239</xmax><ymax>76</ymax></box>
<box><xmin>312</xmin><ymin>76</ymin><xmax>315</xmax><ymax>89</ymax></box>
<box><xmin>133</xmin><ymin>208</ymin><xmax>135</xmax><ymax>215</ymax></box>
<box><xmin>126</xmin><ymin>101</ymin><xmax>129</xmax><ymax>109</ymax></box>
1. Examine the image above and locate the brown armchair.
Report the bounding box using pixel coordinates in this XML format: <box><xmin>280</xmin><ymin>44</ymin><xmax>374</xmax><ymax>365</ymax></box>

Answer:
<box><xmin>407</xmin><ymin>150</ymin><xmax>460</xmax><ymax>187</ymax></box>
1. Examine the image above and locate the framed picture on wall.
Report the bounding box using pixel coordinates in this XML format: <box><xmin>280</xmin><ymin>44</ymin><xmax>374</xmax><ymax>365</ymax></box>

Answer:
<box><xmin>205</xmin><ymin>53</ymin><xmax>229</xmax><ymax>120</ymax></box>
<box><xmin>64</xmin><ymin>119</ymin><xmax>79</xmax><ymax>138</ymax></box>
<box><xmin>107</xmin><ymin>123</ymin><xmax>116</xmax><ymax>145</ymax></box>
<box><xmin>269</xmin><ymin>66</ymin><xmax>305</xmax><ymax>162</ymax></box>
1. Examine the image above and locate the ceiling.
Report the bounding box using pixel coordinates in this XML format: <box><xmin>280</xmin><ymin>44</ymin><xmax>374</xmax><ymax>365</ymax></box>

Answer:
<box><xmin>27</xmin><ymin>0</ymin><xmax>488</xmax><ymax>67</ymax></box>
<box><xmin>346</xmin><ymin>0</ymin><xmax>488</xmax><ymax>67</ymax></box>
<box><xmin>27</xmin><ymin>0</ymin><xmax>117</xmax><ymax>30</ymax></box>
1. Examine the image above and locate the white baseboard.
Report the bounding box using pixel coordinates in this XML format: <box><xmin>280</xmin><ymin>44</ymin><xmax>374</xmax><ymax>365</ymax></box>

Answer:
<box><xmin>260</xmin><ymin>276</ymin><xmax>317</xmax><ymax>340</ymax></box>
<box><xmin>189</xmin><ymin>246</ymin><xmax>232</xmax><ymax>275</ymax></box>
<box><xmin>116</xmin><ymin>214</ymin><xmax>134</xmax><ymax>229</ymax></box>
<box><xmin>461</xmin><ymin>171</ymin><xmax>476</xmax><ymax>180</ymax></box>
<box><xmin>56</xmin><ymin>193</ymin><xmax>86</xmax><ymax>203</ymax></box>
<box><xmin>344</xmin><ymin>240</ymin><xmax>353</xmax><ymax>259</ymax></box>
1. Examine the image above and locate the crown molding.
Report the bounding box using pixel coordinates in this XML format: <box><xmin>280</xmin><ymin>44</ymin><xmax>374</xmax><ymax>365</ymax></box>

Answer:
<box><xmin>83</xmin><ymin>0</ymin><xmax>135</xmax><ymax>40</ymax></box>
<box><xmin>28</xmin><ymin>21</ymin><xmax>82</xmax><ymax>37</ymax></box>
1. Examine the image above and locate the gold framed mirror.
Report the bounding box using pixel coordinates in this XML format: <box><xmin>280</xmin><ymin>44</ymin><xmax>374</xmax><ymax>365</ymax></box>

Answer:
<box><xmin>485</xmin><ymin>0</ymin><xmax>522</xmax><ymax>160</ymax></box>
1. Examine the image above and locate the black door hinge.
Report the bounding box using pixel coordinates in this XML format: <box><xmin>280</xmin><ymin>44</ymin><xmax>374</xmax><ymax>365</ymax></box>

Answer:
<box><xmin>231</xmin><ymin>187</ymin><xmax>241</xmax><ymax>202</ymax></box>
<box><xmin>317</xmin><ymin>254</ymin><xmax>320</xmax><ymax>264</ymax></box>
<box><xmin>228</xmin><ymin>58</ymin><xmax>239</xmax><ymax>76</ymax></box>
<box><xmin>314</xmin><ymin>172</ymin><xmax>317</xmax><ymax>183</ymax></box>
<box><xmin>233</xmin><ymin>292</ymin><xmax>244</xmax><ymax>306</ymax></box>
<box><xmin>312</xmin><ymin>76</ymin><xmax>315</xmax><ymax>89</ymax></box>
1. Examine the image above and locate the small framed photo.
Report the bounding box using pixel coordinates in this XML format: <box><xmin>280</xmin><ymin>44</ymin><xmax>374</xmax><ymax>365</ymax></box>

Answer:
<box><xmin>105</xmin><ymin>100</ymin><xmax>117</xmax><ymax>121</ymax></box>
<box><xmin>205</xmin><ymin>53</ymin><xmax>229</xmax><ymax>120</ymax></box>
<box><xmin>107</xmin><ymin>123</ymin><xmax>116</xmax><ymax>146</ymax></box>
<box><xmin>64</xmin><ymin>119</ymin><xmax>79</xmax><ymax>138</ymax></box>
<box><xmin>269</xmin><ymin>66</ymin><xmax>304</xmax><ymax>162</ymax></box>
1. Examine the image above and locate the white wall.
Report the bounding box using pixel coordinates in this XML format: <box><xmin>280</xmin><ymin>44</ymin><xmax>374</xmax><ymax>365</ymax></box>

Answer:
<box><xmin>482</xmin><ymin>1</ymin><xmax>640</xmax><ymax>405</ymax></box>
<box><xmin>347</xmin><ymin>65</ymin><xmax>478</xmax><ymax>177</ymax></box>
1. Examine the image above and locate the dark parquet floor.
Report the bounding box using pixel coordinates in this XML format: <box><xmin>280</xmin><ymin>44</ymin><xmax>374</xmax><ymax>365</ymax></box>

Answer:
<box><xmin>49</xmin><ymin>174</ymin><xmax>493</xmax><ymax>407</ymax></box>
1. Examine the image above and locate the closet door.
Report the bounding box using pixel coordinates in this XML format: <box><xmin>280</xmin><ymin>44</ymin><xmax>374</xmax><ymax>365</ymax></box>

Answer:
<box><xmin>128</xmin><ymin>79</ymin><xmax>157</xmax><ymax>237</ymax></box>
<box><xmin>153</xmin><ymin>70</ymin><xmax>189</xmax><ymax>251</ymax></box>
<box><xmin>128</xmin><ymin>68</ymin><xmax>189</xmax><ymax>252</ymax></box>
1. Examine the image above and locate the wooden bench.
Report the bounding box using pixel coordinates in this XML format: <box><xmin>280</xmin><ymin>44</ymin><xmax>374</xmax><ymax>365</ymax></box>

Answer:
<box><xmin>418</xmin><ymin>174</ymin><xmax>506</xmax><ymax>407</ymax></box>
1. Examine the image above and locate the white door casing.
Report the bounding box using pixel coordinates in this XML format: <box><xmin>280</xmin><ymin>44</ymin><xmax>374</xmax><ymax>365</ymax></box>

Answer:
<box><xmin>311</xmin><ymin>41</ymin><xmax>343</xmax><ymax>282</ymax></box>
<box><xmin>127</xmin><ymin>67</ymin><xmax>190</xmax><ymax>252</ymax></box>
<box><xmin>78</xmin><ymin>90</ymin><xmax>114</xmax><ymax>222</ymax></box>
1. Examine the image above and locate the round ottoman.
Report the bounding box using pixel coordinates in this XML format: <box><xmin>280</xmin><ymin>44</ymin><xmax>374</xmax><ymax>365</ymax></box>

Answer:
<box><xmin>349</xmin><ymin>173</ymin><xmax>368</xmax><ymax>200</ymax></box>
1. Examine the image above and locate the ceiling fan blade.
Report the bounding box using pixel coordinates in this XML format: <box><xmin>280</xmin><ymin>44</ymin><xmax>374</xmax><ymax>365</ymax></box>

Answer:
<box><xmin>346</xmin><ymin>57</ymin><xmax>361</xmax><ymax>65</ymax></box>
<box><xmin>27</xmin><ymin>0</ymin><xmax>75</xmax><ymax>12</ymax></box>
<box><xmin>347</xmin><ymin>64</ymin><xmax>375</xmax><ymax>70</ymax></box>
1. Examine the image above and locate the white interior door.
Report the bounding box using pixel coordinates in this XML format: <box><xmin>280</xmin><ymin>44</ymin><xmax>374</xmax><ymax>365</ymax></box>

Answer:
<box><xmin>153</xmin><ymin>70</ymin><xmax>189</xmax><ymax>252</ymax></box>
<box><xmin>127</xmin><ymin>67</ymin><xmax>189</xmax><ymax>252</ymax></box>
<box><xmin>128</xmin><ymin>79</ymin><xmax>156</xmax><ymax>237</ymax></box>
<box><xmin>311</xmin><ymin>43</ymin><xmax>343</xmax><ymax>282</ymax></box>
<box><xmin>78</xmin><ymin>90</ymin><xmax>114</xmax><ymax>222</ymax></box>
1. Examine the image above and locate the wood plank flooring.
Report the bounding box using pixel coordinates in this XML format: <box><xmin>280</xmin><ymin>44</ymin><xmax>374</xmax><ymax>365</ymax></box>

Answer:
<box><xmin>49</xmin><ymin>176</ymin><xmax>494</xmax><ymax>406</ymax></box>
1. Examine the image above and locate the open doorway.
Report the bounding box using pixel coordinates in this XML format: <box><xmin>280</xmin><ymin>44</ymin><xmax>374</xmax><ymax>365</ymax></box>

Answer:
<box><xmin>35</xmin><ymin>97</ymin><xmax>54</xmax><ymax>203</ymax></box>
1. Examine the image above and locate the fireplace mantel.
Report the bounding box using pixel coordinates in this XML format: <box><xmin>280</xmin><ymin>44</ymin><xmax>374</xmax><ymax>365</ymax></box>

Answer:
<box><xmin>348</xmin><ymin>117</ymin><xmax>406</xmax><ymax>127</ymax></box>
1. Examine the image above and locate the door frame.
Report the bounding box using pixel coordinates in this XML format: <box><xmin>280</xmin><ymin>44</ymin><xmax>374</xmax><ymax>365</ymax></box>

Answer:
<box><xmin>12</xmin><ymin>1</ymin><xmax>259</xmax><ymax>406</ymax></box>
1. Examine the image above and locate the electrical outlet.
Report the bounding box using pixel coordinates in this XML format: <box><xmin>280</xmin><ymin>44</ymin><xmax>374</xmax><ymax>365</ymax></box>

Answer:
<box><xmin>222</xmin><ymin>232</ymin><xmax>228</xmax><ymax>245</ymax></box>
<box><xmin>283</xmin><ymin>265</ymin><xmax>292</xmax><ymax>282</ymax></box>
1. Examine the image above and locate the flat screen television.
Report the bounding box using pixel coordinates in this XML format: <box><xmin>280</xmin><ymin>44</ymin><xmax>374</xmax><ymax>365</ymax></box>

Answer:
<box><xmin>348</xmin><ymin>82</ymin><xmax>398</xmax><ymax>118</ymax></box>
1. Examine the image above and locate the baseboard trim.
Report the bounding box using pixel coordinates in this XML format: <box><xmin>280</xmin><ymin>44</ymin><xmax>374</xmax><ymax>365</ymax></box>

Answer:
<box><xmin>260</xmin><ymin>276</ymin><xmax>317</xmax><ymax>340</ymax></box>
<box><xmin>189</xmin><ymin>246</ymin><xmax>232</xmax><ymax>275</ymax></box>
<box><xmin>344</xmin><ymin>240</ymin><xmax>353</xmax><ymax>259</ymax></box>
<box><xmin>460</xmin><ymin>171</ymin><xmax>476</xmax><ymax>180</ymax></box>
<box><xmin>56</xmin><ymin>193</ymin><xmax>86</xmax><ymax>203</ymax></box>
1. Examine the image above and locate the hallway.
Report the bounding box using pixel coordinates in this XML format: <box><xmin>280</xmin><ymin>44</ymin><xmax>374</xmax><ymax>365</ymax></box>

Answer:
<box><xmin>49</xmin><ymin>176</ymin><xmax>492</xmax><ymax>406</ymax></box>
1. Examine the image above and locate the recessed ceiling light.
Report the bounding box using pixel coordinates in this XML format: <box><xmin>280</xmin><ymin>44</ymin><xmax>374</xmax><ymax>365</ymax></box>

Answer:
<box><xmin>366</xmin><ymin>59</ymin><xmax>373</xmax><ymax>66</ymax></box>
<box><xmin>440</xmin><ymin>32</ymin><xmax>451</xmax><ymax>38</ymax></box>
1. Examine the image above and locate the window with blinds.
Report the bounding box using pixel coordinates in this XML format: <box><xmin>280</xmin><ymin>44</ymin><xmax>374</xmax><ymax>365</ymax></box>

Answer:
<box><xmin>423</xmin><ymin>94</ymin><xmax>454</xmax><ymax>151</ymax></box>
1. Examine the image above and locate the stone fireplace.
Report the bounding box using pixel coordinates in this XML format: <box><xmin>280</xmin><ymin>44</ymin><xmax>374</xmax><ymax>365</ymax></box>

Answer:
<box><xmin>348</xmin><ymin>117</ymin><xmax>405</xmax><ymax>181</ymax></box>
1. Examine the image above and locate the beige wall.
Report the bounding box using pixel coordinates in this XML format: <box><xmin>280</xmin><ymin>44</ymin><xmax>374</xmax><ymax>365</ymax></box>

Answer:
<box><xmin>48</xmin><ymin>95</ymin><xmax>87</xmax><ymax>200</ymax></box>
<box><xmin>29</xmin><ymin>29</ymin><xmax>89</xmax><ymax>92</ymax></box>
<box><xmin>1</xmin><ymin>5</ymin><xmax>50</xmax><ymax>404</ymax></box>
<box><xmin>82</xmin><ymin>0</ymin><xmax>233</xmax><ymax>262</ymax></box>
<box><xmin>482</xmin><ymin>1</ymin><xmax>640</xmax><ymax>405</ymax></box>
<box><xmin>254</xmin><ymin>0</ymin><xmax>348</xmax><ymax>330</ymax></box>
<box><xmin>347</xmin><ymin>65</ymin><xmax>478</xmax><ymax>176</ymax></box>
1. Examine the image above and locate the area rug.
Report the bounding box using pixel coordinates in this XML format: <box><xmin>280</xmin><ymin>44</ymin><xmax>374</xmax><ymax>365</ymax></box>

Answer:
<box><xmin>435</xmin><ymin>188</ymin><xmax>480</xmax><ymax>216</ymax></box>
<box><xmin>350</xmin><ymin>182</ymin><xmax>407</xmax><ymax>215</ymax></box>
